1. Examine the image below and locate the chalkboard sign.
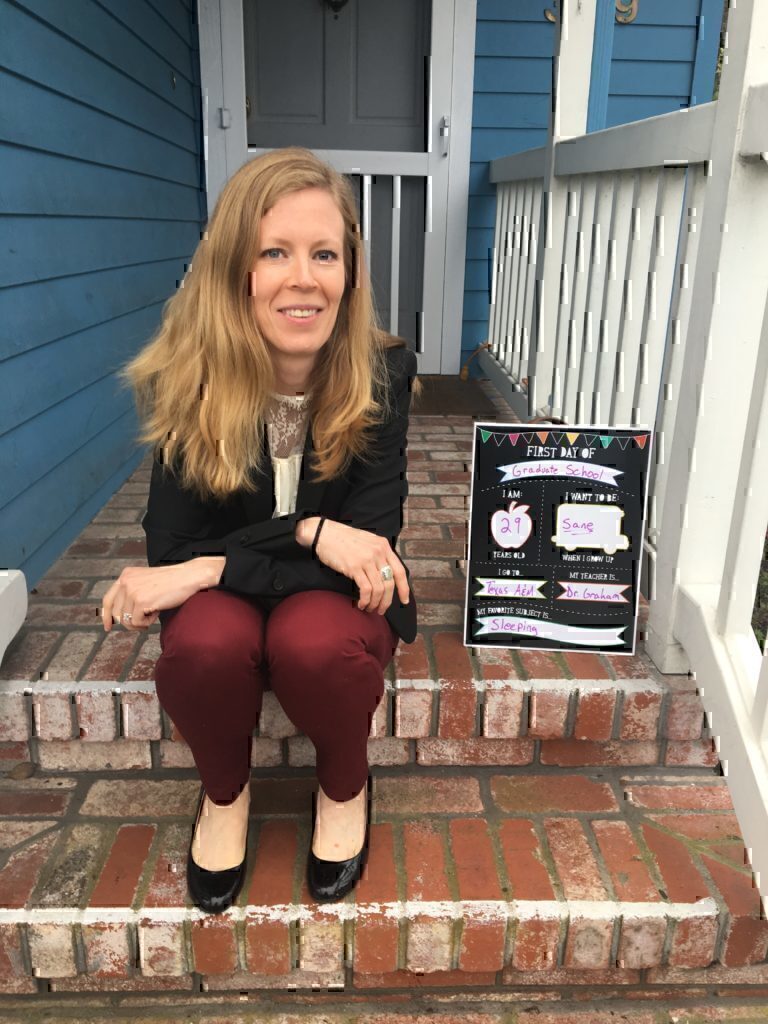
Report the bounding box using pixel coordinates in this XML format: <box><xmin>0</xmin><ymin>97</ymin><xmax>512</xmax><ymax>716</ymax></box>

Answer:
<box><xmin>464</xmin><ymin>423</ymin><xmax>653</xmax><ymax>655</ymax></box>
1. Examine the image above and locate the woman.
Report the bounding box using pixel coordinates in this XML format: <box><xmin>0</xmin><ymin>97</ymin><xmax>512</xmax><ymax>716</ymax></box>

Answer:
<box><xmin>100</xmin><ymin>147</ymin><xmax>420</xmax><ymax>915</ymax></box>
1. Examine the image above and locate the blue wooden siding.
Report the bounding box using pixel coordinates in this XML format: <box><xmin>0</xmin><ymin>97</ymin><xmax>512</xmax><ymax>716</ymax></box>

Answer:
<box><xmin>461</xmin><ymin>0</ymin><xmax>724</xmax><ymax>378</ymax></box>
<box><xmin>0</xmin><ymin>0</ymin><xmax>205</xmax><ymax>588</ymax></box>
<box><xmin>605</xmin><ymin>0</ymin><xmax>724</xmax><ymax>128</ymax></box>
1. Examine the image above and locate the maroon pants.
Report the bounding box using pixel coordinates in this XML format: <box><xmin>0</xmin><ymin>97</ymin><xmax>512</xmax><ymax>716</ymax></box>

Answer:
<box><xmin>154</xmin><ymin>588</ymin><xmax>399</xmax><ymax>805</ymax></box>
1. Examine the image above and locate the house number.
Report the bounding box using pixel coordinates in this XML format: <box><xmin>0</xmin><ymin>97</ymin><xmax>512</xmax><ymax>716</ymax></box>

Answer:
<box><xmin>544</xmin><ymin>2</ymin><xmax>639</xmax><ymax>23</ymax></box>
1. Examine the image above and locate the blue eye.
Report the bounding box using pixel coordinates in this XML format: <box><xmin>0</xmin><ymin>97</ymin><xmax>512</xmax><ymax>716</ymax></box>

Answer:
<box><xmin>316</xmin><ymin>250</ymin><xmax>338</xmax><ymax>262</ymax></box>
<box><xmin>262</xmin><ymin>248</ymin><xmax>283</xmax><ymax>259</ymax></box>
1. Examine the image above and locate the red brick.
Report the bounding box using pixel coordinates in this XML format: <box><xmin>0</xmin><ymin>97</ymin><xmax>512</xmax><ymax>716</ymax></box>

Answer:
<box><xmin>545</xmin><ymin>818</ymin><xmax>608</xmax><ymax>900</ymax></box>
<box><xmin>244</xmin><ymin>820</ymin><xmax>297</xmax><ymax>974</ymax></box>
<box><xmin>483</xmin><ymin>688</ymin><xmax>523</xmax><ymax>736</ymax></box>
<box><xmin>435</xmin><ymin>471</ymin><xmax>470</xmax><ymax>483</ymax></box>
<box><xmin>0</xmin><ymin>923</ymin><xmax>37</xmax><ymax>993</ymax></box>
<box><xmin>518</xmin><ymin>650</ymin><xmax>565</xmax><ymax>680</ymax></box>
<box><xmin>404</xmin><ymin>540</ymin><xmax>466</xmax><ymax>557</ymax></box>
<box><xmin>375</xmin><ymin>775</ymin><xmax>482</xmax><ymax>815</ymax></box>
<box><xmin>75</xmin><ymin>690</ymin><xmax>117</xmax><ymax>742</ymax></box>
<box><xmin>497</xmin><ymin>820</ymin><xmax>556</xmax><ymax>900</ymax></box>
<box><xmin>34</xmin><ymin>692</ymin><xmax>73</xmax><ymax>740</ymax></box>
<box><xmin>121</xmin><ymin>692</ymin><xmax>162</xmax><ymax>740</ymax></box>
<box><xmin>668</xmin><ymin>915</ymin><xmax>719</xmax><ymax>967</ymax></box>
<box><xmin>646</xmin><ymin>812</ymin><xmax>742</xmax><ymax>842</ymax></box>
<box><xmin>81</xmin><ymin>921</ymin><xmax>132</xmax><ymax>978</ymax></box>
<box><xmin>403</xmin><ymin>820</ymin><xmax>452</xmax><ymax>901</ymax></box>
<box><xmin>0</xmin><ymin>631</ymin><xmax>61</xmax><ymax>681</ymax></box>
<box><xmin>26</xmin><ymin>603</ymin><xmax>102</xmax><ymax>626</ymax></box>
<box><xmin>616</xmin><ymin>916</ymin><xmax>667</xmax><ymax>969</ymax></box>
<box><xmin>30</xmin><ymin>580</ymin><xmax>88</xmax><ymax>599</ymax></box>
<box><xmin>414</xmin><ymin>579</ymin><xmax>467</xmax><ymax>601</ymax></box>
<box><xmin>641</xmin><ymin>824</ymin><xmax>713</xmax><ymax>902</ymax></box>
<box><xmin>83</xmin><ymin>631</ymin><xmax>139</xmax><ymax>681</ymax></box>
<box><xmin>512</xmin><ymin>917</ymin><xmax>560</xmax><ymax>970</ymax></box>
<box><xmin>626</xmin><ymin>782</ymin><xmax>733</xmax><ymax>811</ymax></box>
<box><xmin>408</xmin><ymin>559</ymin><xmax>454</xmax><ymax>578</ymax></box>
<box><xmin>592</xmin><ymin>820</ymin><xmax>660</xmax><ymax>901</ymax></box>
<box><xmin>416</xmin><ymin>603</ymin><xmax>464</xmax><ymax>627</ymax></box>
<box><xmin>0</xmin><ymin>789</ymin><xmax>70</xmax><ymax>816</ymax></box>
<box><xmin>437</xmin><ymin>678</ymin><xmax>477</xmax><ymax>738</ymax></box>
<box><xmin>37</xmin><ymin>739</ymin><xmax>151</xmax><ymax>771</ymax></box>
<box><xmin>702</xmin><ymin>853</ymin><xmax>768</xmax><ymax>965</ymax></box>
<box><xmin>619</xmin><ymin>690</ymin><xmax>662</xmax><ymax>740</ymax></box>
<box><xmin>473</xmin><ymin>645</ymin><xmax>519</xmax><ymax>681</ymax></box>
<box><xmin>561</xmin><ymin>651</ymin><xmax>611</xmax><ymax>679</ymax></box>
<box><xmin>394</xmin><ymin>689</ymin><xmax>432</xmax><ymax>737</ymax></box>
<box><xmin>664</xmin><ymin>691</ymin><xmax>705</xmax><ymax>739</ymax></box>
<box><xmin>563</xmin><ymin>916</ymin><xmax>614</xmax><ymax>969</ymax></box>
<box><xmin>0</xmin><ymin>830</ymin><xmax>60</xmax><ymax>908</ymax></box>
<box><xmin>417</xmin><ymin>738</ymin><xmax>534</xmax><ymax>766</ymax></box>
<box><xmin>126</xmin><ymin>634</ymin><xmax>162</xmax><ymax>682</ymax></box>
<box><xmin>359</xmin><ymin>968</ymin><xmax>497</xmax><ymax>988</ymax></box>
<box><xmin>573</xmin><ymin>690</ymin><xmax>616</xmax><ymax>740</ymax></box>
<box><xmin>44</xmin><ymin>632</ymin><xmax>101</xmax><ymax>681</ymax></box>
<box><xmin>607</xmin><ymin>652</ymin><xmax>657</xmax><ymax>679</ymax></box>
<box><xmin>137</xmin><ymin>920</ymin><xmax>186</xmax><ymax>976</ymax></box>
<box><xmin>190</xmin><ymin>917</ymin><xmax>240</xmax><ymax>974</ymax></box>
<box><xmin>0</xmin><ymin>694</ymin><xmax>29</xmax><ymax>742</ymax></box>
<box><xmin>528</xmin><ymin>690</ymin><xmax>569</xmax><ymax>738</ymax></box>
<box><xmin>665</xmin><ymin>739</ymin><xmax>721</xmax><ymax>767</ymax></box>
<box><xmin>393</xmin><ymin>634</ymin><xmax>430</xmax><ymax>681</ymax></box>
<box><xmin>490</xmin><ymin>775</ymin><xmax>617</xmax><ymax>814</ymax></box>
<box><xmin>539</xmin><ymin>739</ymin><xmax>659</xmax><ymax>766</ymax></box>
<box><xmin>142</xmin><ymin>824</ymin><xmax>189</xmax><ymax>909</ymax></box>
<box><xmin>458</xmin><ymin>916</ymin><xmax>507</xmax><ymax>973</ymax></box>
<box><xmin>354</xmin><ymin>823</ymin><xmax>400</xmax><ymax>974</ymax></box>
<box><xmin>90</xmin><ymin>824</ymin><xmax>155</xmax><ymax>908</ymax></box>
<box><xmin>720</xmin><ymin>917</ymin><xmax>768</xmax><ymax>967</ymax></box>
<box><xmin>450</xmin><ymin>818</ymin><xmax>506</xmax><ymax>972</ymax></box>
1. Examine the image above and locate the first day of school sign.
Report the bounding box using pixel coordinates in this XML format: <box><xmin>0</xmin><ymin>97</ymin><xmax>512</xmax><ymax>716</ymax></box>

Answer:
<box><xmin>464</xmin><ymin>423</ymin><xmax>653</xmax><ymax>656</ymax></box>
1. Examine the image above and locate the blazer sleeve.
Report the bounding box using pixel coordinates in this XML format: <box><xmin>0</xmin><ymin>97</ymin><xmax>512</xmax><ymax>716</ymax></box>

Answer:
<box><xmin>220</xmin><ymin>345</ymin><xmax>417</xmax><ymax>598</ymax></box>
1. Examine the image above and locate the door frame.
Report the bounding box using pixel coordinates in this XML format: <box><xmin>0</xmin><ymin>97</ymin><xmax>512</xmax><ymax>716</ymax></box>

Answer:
<box><xmin>196</xmin><ymin>0</ymin><xmax>476</xmax><ymax>374</ymax></box>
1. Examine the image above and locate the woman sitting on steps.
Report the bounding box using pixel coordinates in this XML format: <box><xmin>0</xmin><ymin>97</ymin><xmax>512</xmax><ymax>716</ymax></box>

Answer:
<box><xmin>100</xmin><ymin>146</ymin><xmax>420</xmax><ymax>914</ymax></box>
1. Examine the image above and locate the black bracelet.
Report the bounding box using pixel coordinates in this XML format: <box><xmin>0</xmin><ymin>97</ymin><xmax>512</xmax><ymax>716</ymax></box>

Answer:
<box><xmin>311</xmin><ymin>517</ymin><xmax>326</xmax><ymax>558</ymax></box>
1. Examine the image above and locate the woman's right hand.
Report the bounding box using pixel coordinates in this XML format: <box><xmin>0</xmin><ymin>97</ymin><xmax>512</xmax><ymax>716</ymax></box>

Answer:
<box><xmin>298</xmin><ymin>517</ymin><xmax>410</xmax><ymax>615</ymax></box>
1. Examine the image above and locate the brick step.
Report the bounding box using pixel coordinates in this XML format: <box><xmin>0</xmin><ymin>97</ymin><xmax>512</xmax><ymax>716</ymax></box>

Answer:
<box><xmin>3</xmin><ymin>1001</ymin><xmax>768</xmax><ymax>1022</ymax></box>
<box><xmin>0</xmin><ymin>765</ymin><xmax>765</xmax><ymax>994</ymax></box>
<box><xmin>0</xmin><ymin>619</ymin><xmax>715</xmax><ymax>775</ymax></box>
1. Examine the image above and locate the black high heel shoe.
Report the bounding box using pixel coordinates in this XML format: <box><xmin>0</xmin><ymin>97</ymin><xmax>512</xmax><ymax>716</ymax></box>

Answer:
<box><xmin>307</xmin><ymin>776</ymin><xmax>371</xmax><ymax>902</ymax></box>
<box><xmin>187</xmin><ymin>784</ymin><xmax>247</xmax><ymax>914</ymax></box>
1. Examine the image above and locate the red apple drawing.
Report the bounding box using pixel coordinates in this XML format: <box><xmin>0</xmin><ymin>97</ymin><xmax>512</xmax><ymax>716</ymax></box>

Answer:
<box><xmin>490</xmin><ymin>501</ymin><xmax>533</xmax><ymax>549</ymax></box>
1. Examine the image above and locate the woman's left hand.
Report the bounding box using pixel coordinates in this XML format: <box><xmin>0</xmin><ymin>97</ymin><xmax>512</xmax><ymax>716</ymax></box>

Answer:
<box><xmin>101</xmin><ymin>561</ymin><xmax>216</xmax><ymax>631</ymax></box>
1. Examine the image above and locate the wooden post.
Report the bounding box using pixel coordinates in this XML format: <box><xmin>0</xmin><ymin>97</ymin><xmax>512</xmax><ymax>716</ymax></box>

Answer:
<box><xmin>529</xmin><ymin>0</ymin><xmax>598</xmax><ymax>417</ymax></box>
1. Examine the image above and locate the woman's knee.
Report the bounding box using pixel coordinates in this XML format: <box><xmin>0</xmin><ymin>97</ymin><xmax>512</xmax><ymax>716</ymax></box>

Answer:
<box><xmin>157</xmin><ymin>590</ymin><xmax>265</xmax><ymax>676</ymax></box>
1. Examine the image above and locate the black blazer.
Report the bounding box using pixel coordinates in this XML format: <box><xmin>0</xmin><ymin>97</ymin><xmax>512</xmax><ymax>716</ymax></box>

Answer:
<box><xmin>141</xmin><ymin>344</ymin><xmax>418</xmax><ymax>643</ymax></box>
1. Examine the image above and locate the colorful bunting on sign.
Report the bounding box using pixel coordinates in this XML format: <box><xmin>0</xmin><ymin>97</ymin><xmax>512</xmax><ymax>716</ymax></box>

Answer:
<box><xmin>476</xmin><ymin>429</ymin><xmax>651</xmax><ymax>449</ymax></box>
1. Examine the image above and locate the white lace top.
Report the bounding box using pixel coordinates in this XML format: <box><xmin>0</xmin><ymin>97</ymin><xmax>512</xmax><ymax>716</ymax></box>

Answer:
<box><xmin>265</xmin><ymin>391</ymin><xmax>312</xmax><ymax>517</ymax></box>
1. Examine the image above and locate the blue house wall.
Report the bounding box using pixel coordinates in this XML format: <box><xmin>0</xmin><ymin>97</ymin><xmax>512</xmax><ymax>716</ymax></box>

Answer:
<box><xmin>0</xmin><ymin>0</ymin><xmax>206</xmax><ymax>589</ymax></box>
<box><xmin>461</xmin><ymin>0</ymin><xmax>724</xmax><ymax>379</ymax></box>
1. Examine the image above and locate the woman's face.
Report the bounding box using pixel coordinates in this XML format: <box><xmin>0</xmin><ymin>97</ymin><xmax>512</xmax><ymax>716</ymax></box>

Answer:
<box><xmin>250</xmin><ymin>187</ymin><xmax>347</xmax><ymax>372</ymax></box>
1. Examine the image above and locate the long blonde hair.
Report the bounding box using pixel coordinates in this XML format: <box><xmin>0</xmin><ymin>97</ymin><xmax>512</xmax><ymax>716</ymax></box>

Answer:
<box><xmin>119</xmin><ymin>146</ymin><xmax>421</xmax><ymax>501</ymax></box>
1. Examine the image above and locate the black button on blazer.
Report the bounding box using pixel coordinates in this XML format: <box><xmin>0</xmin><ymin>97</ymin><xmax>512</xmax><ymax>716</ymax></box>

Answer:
<box><xmin>141</xmin><ymin>344</ymin><xmax>419</xmax><ymax>644</ymax></box>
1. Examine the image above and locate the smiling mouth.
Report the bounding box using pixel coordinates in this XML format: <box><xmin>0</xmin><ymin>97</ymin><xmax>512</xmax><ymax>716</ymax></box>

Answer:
<box><xmin>278</xmin><ymin>308</ymin><xmax>322</xmax><ymax>322</ymax></box>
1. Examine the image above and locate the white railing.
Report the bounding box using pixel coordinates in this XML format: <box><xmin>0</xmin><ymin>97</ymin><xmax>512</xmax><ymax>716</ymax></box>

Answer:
<box><xmin>480</xmin><ymin>0</ymin><xmax>768</xmax><ymax>915</ymax></box>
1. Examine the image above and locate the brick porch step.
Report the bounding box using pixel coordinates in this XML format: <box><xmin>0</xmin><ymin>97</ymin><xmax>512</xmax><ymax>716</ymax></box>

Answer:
<box><xmin>0</xmin><ymin>765</ymin><xmax>765</xmax><ymax>996</ymax></box>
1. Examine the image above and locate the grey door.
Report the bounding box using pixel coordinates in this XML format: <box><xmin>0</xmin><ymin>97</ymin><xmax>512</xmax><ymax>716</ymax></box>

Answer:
<box><xmin>242</xmin><ymin>0</ymin><xmax>430</xmax><ymax>354</ymax></box>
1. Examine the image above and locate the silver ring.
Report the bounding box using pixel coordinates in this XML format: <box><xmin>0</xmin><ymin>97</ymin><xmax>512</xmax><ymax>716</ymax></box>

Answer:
<box><xmin>122</xmin><ymin>612</ymin><xmax>132</xmax><ymax>622</ymax></box>
<box><xmin>380</xmin><ymin>565</ymin><xmax>393</xmax><ymax>582</ymax></box>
